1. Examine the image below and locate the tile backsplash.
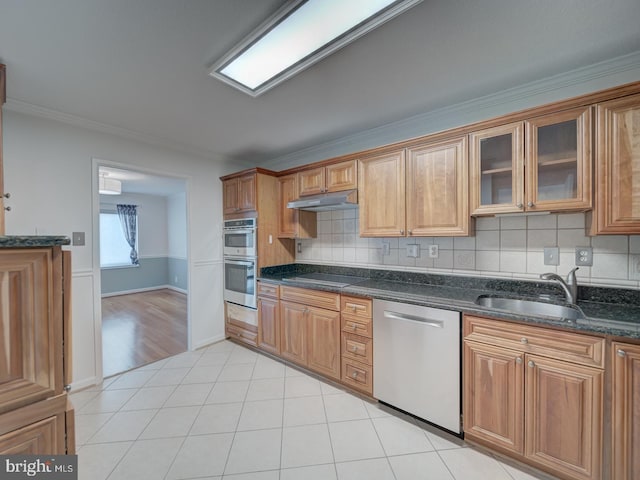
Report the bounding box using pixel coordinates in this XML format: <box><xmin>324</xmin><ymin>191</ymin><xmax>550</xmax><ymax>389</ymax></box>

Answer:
<box><xmin>295</xmin><ymin>208</ymin><xmax>640</xmax><ymax>289</ymax></box>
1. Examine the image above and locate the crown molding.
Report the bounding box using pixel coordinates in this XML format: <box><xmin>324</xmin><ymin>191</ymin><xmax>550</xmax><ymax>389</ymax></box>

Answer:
<box><xmin>3</xmin><ymin>98</ymin><xmax>222</xmax><ymax>162</ymax></box>
<box><xmin>264</xmin><ymin>50</ymin><xmax>640</xmax><ymax>171</ymax></box>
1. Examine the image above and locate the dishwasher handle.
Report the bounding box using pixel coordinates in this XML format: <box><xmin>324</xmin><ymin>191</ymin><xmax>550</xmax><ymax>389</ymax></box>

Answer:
<box><xmin>383</xmin><ymin>310</ymin><xmax>444</xmax><ymax>328</ymax></box>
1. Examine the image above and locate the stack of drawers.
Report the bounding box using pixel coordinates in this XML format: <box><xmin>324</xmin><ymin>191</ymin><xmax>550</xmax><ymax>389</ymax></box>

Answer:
<box><xmin>340</xmin><ymin>295</ymin><xmax>373</xmax><ymax>395</ymax></box>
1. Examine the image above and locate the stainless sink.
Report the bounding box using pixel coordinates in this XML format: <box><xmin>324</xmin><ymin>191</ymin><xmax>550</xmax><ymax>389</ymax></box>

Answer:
<box><xmin>475</xmin><ymin>295</ymin><xmax>586</xmax><ymax>321</ymax></box>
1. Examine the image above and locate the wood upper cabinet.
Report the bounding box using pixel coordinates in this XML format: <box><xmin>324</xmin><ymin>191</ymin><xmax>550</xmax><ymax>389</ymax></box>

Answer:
<box><xmin>592</xmin><ymin>93</ymin><xmax>640</xmax><ymax>234</ymax></box>
<box><xmin>358</xmin><ymin>151</ymin><xmax>406</xmax><ymax>237</ymax></box>
<box><xmin>611</xmin><ymin>341</ymin><xmax>640</xmax><ymax>480</ymax></box>
<box><xmin>223</xmin><ymin>174</ymin><xmax>256</xmax><ymax>215</ymax></box>
<box><xmin>470</xmin><ymin>107</ymin><xmax>591</xmax><ymax>215</ymax></box>
<box><xmin>463</xmin><ymin>315</ymin><xmax>603</xmax><ymax>480</ymax></box>
<box><xmin>406</xmin><ymin>136</ymin><xmax>472</xmax><ymax>236</ymax></box>
<box><xmin>298</xmin><ymin>160</ymin><xmax>357</xmax><ymax>196</ymax></box>
<box><xmin>463</xmin><ymin>340</ymin><xmax>524</xmax><ymax>454</ymax></box>
<box><xmin>277</xmin><ymin>174</ymin><xmax>317</xmax><ymax>239</ymax></box>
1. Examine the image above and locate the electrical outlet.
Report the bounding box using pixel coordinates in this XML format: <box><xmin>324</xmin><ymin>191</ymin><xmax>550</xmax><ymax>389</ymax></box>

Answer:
<box><xmin>406</xmin><ymin>244</ymin><xmax>419</xmax><ymax>258</ymax></box>
<box><xmin>543</xmin><ymin>247</ymin><xmax>559</xmax><ymax>266</ymax></box>
<box><xmin>428</xmin><ymin>244</ymin><xmax>439</xmax><ymax>258</ymax></box>
<box><xmin>382</xmin><ymin>241</ymin><xmax>390</xmax><ymax>256</ymax></box>
<box><xmin>575</xmin><ymin>247</ymin><xmax>593</xmax><ymax>266</ymax></box>
<box><xmin>297</xmin><ymin>242</ymin><xmax>302</xmax><ymax>253</ymax></box>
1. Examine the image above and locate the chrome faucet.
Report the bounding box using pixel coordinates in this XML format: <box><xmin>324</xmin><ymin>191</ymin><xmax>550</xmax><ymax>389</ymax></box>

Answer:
<box><xmin>540</xmin><ymin>267</ymin><xmax>579</xmax><ymax>304</ymax></box>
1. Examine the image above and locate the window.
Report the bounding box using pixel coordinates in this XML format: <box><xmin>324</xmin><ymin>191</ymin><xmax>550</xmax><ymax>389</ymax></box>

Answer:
<box><xmin>100</xmin><ymin>212</ymin><xmax>138</xmax><ymax>267</ymax></box>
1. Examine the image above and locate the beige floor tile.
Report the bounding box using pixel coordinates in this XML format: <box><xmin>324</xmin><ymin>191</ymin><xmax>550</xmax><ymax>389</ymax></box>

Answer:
<box><xmin>181</xmin><ymin>365</ymin><xmax>223</xmax><ymax>384</ymax></box>
<box><xmin>323</xmin><ymin>393</ymin><xmax>369</xmax><ymax>422</ymax></box>
<box><xmin>372</xmin><ymin>416</ymin><xmax>435</xmax><ymax>456</ymax></box>
<box><xmin>438</xmin><ymin>447</ymin><xmax>514</xmax><ymax>480</ymax></box>
<box><xmin>74</xmin><ymin>412</ymin><xmax>113</xmax><ymax>447</ymax></box>
<box><xmin>79</xmin><ymin>389</ymin><xmax>138</xmax><ymax>414</ymax></box>
<box><xmin>329</xmin><ymin>420</ymin><xmax>385</xmax><ymax>463</ymax></box>
<box><xmin>165</xmin><ymin>433</ymin><xmax>234</xmax><ymax>479</ymax></box>
<box><xmin>87</xmin><ymin>409</ymin><xmax>157</xmax><ymax>443</ymax></box>
<box><xmin>163</xmin><ymin>383</ymin><xmax>214</xmax><ymax>407</ymax></box>
<box><xmin>335</xmin><ymin>458</ymin><xmax>395</xmax><ymax>480</ymax></box>
<box><xmin>206</xmin><ymin>381</ymin><xmax>250</xmax><ymax>404</ymax></box>
<box><xmin>145</xmin><ymin>367</ymin><xmax>190</xmax><ymax>387</ymax></box>
<box><xmin>105</xmin><ymin>370</ymin><xmax>156</xmax><ymax>390</ymax></box>
<box><xmin>388</xmin><ymin>452</ymin><xmax>454</xmax><ymax>480</ymax></box>
<box><xmin>283</xmin><ymin>396</ymin><xmax>326</xmax><ymax>427</ymax></box>
<box><xmin>224</xmin><ymin>429</ymin><xmax>282</xmax><ymax>475</ymax></box>
<box><xmin>77</xmin><ymin>442</ymin><xmax>132</xmax><ymax>480</ymax></box>
<box><xmin>237</xmin><ymin>399</ymin><xmax>284</xmax><ymax>431</ymax></box>
<box><xmin>120</xmin><ymin>386</ymin><xmax>176</xmax><ymax>411</ymax></box>
<box><xmin>245</xmin><ymin>378</ymin><xmax>285</xmax><ymax>401</ymax></box>
<box><xmin>281</xmin><ymin>424</ymin><xmax>334</xmax><ymax>468</ymax></box>
<box><xmin>280</xmin><ymin>464</ymin><xmax>337</xmax><ymax>480</ymax></box>
<box><xmin>163</xmin><ymin>350</ymin><xmax>203</xmax><ymax>369</ymax></box>
<box><xmin>106</xmin><ymin>437</ymin><xmax>184</xmax><ymax>480</ymax></box>
<box><xmin>139</xmin><ymin>405</ymin><xmax>200</xmax><ymax>439</ymax></box>
<box><xmin>284</xmin><ymin>375</ymin><xmax>322</xmax><ymax>397</ymax></box>
<box><xmin>218</xmin><ymin>364</ymin><xmax>255</xmax><ymax>382</ymax></box>
<box><xmin>189</xmin><ymin>403</ymin><xmax>243</xmax><ymax>435</ymax></box>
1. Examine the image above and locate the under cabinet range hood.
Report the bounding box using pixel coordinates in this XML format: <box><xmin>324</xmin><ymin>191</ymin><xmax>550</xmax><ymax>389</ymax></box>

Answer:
<box><xmin>287</xmin><ymin>189</ymin><xmax>358</xmax><ymax>211</ymax></box>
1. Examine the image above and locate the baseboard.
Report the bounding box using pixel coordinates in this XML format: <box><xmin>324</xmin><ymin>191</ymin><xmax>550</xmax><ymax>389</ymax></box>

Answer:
<box><xmin>193</xmin><ymin>334</ymin><xmax>227</xmax><ymax>350</ymax></box>
<box><xmin>166</xmin><ymin>285</ymin><xmax>188</xmax><ymax>295</ymax></box>
<box><xmin>69</xmin><ymin>376</ymin><xmax>99</xmax><ymax>392</ymax></box>
<box><xmin>101</xmin><ymin>284</ymin><xmax>181</xmax><ymax>298</ymax></box>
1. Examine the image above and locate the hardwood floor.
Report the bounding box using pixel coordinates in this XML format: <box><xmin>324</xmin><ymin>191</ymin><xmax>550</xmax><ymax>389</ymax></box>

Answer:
<box><xmin>102</xmin><ymin>289</ymin><xmax>188</xmax><ymax>377</ymax></box>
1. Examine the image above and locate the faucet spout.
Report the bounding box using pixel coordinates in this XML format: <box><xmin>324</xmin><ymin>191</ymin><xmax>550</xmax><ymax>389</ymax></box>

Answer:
<box><xmin>540</xmin><ymin>267</ymin><xmax>579</xmax><ymax>304</ymax></box>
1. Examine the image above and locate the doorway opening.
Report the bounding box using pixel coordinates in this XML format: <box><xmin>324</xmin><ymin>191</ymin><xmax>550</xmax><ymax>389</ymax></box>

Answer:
<box><xmin>97</xmin><ymin>165</ymin><xmax>189</xmax><ymax>377</ymax></box>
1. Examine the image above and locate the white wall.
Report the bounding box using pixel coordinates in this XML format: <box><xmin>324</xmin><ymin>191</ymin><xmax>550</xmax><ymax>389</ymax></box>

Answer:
<box><xmin>3</xmin><ymin>111</ymin><xmax>234</xmax><ymax>389</ymax></box>
<box><xmin>167</xmin><ymin>192</ymin><xmax>187</xmax><ymax>259</ymax></box>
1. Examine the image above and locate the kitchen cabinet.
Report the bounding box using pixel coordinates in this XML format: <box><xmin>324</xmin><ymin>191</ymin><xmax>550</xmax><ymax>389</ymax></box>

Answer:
<box><xmin>611</xmin><ymin>341</ymin><xmax>640</xmax><ymax>480</ymax></box>
<box><xmin>257</xmin><ymin>282</ymin><xmax>280</xmax><ymax>355</ymax></box>
<box><xmin>463</xmin><ymin>315</ymin><xmax>603</xmax><ymax>480</ymax></box>
<box><xmin>225</xmin><ymin>302</ymin><xmax>257</xmax><ymax>347</ymax></box>
<box><xmin>358</xmin><ymin>150</ymin><xmax>405</xmax><ymax>237</ymax></box>
<box><xmin>0</xmin><ymin>64</ymin><xmax>6</xmax><ymax>235</ymax></box>
<box><xmin>470</xmin><ymin>107</ymin><xmax>592</xmax><ymax>215</ymax></box>
<box><xmin>406</xmin><ymin>136</ymin><xmax>471</xmax><ymax>236</ymax></box>
<box><xmin>277</xmin><ymin>174</ymin><xmax>317</xmax><ymax>239</ymax></box>
<box><xmin>340</xmin><ymin>295</ymin><xmax>373</xmax><ymax>395</ymax></box>
<box><xmin>591</xmin><ymin>93</ymin><xmax>640</xmax><ymax>234</ymax></box>
<box><xmin>359</xmin><ymin>136</ymin><xmax>471</xmax><ymax>237</ymax></box>
<box><xmin>279</xmin><ymin>286</ymin><xmax>341</xmax><ymax>380</ymax></box>
<box><xmin>298</xmin><ymin>160</ymin><xmax>357</xmax><ymax>196</ymax></box>
<box><xmin>0</xmin><ymin>245</ymin><xmax>74</xmax><ymax>454</ymax></box>
<box><xmin>223</xmin><ymin>173</ymin><xmax>256</xmax><ymax>215</ymax></box>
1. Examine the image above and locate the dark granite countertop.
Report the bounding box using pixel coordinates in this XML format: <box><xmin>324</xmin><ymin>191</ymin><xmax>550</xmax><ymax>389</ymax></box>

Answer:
<box><xmin>0</xmin><ymin>235</ymin><xmax>71</xmax><ymax>247</ymax></box>
<box><xmin>260</xmin><ymin>264</ymin><xmax>640</xmax><ymax>340</ymax></box>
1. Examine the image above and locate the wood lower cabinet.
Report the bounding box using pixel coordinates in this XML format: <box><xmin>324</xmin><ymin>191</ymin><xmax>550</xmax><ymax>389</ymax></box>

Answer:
<box><xmin>225</xmin><ymin>302</ymin><xmax>257</xmax><ymax>347</ymax></box>
<box><xmin>279</xmin><ymin>287</ymin><xmax>341</xmax><ymax>381</ymax></box>
<box><xmin>0</xmin><ymin>245</ymin><xmax>74</xmax><ymax>454</ymax></box>
<box><xmin>340</xmin><ymin>295</ymin><xmax>373</xmax><ymax>395</ymax></box>
<box><xmin>611</xmin><ymin>341</ymin><xmax>640</xmax><ymax>480</ymax></box>
<box><xmin>257</xmin><ymin>282</ymin><xmax>280</xmax><ymax>355</ymax></box>
<box><xmin>463</xmin><ymin>315</ymin><xmax>603</xmax><ymax>480</ymax></box>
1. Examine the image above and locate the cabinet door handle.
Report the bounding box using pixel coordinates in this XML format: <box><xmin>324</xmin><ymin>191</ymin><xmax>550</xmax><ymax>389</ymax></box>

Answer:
<box><xmin>349</xmin><ymin>323</ymin><xmax>357</xmax><ymax>330</ymax></box>
<box><xmin>400</xmin><ymin>229</ymin><xmax>404</xmax><ymax>235</ymax></box>
<box><xmin>516</xmin><ymin>357</ymin><xmax>522</xmax><ymax>364</ymax></box>
<box><xmin>516</xmin><ymin>203</ymin><xmax>523</xmax><ymax>209</ymax></box>
<box><xmin>528</xmin><ymin>360</ymin><xmax>535</xmax><ymax>368</ymax></box>
<box><xmin>1</xmin><ymin>192</ymin><xmax>9</xmax><ymax>198</ymax></box>
<box><xmin>350</xmin><ymin>346</ymin><xmax>357</xmax><ymax>352</ymax></box>
<box><xmin>520</xmin><ymin>337</ymin><xmax>528</xmax><ymax>344</ymax></box>
<box><xmin>408</xmin><ymin>230</ymin><xmax>412</xmax><ymax>235</ymax></box>
<box><xmin>352</xmin><ymin>371</ymin><xmax>358</xmax><ymax>379</ymax></box>
<box><xmin>617</xmin><ymin>349</ymin><xmax>627</xmax><ymax>357</ymax></box>
<box><xmin>4</xmin><ymin>206</ymin><xmax>11</xmax><ymax>212</ymax></box>
<box><xmin>527</xmin><ymin>201</ymin><xmax>535</xmax><ymax>208</ymax></box>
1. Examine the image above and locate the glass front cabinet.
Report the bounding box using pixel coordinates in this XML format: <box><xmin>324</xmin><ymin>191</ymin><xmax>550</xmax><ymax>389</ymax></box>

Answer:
<box><xmin>470</xmin><ymin>107</ymin><xmax>592</xmax><ymax>215</ymax></box>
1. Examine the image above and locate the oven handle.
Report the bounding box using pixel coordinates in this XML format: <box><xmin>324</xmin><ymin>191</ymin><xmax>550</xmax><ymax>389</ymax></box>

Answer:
<box><xmin>224</xmin><ymin>257</ymin><xmax>256</xmax><ymax>266</ymax></box>
<box><xmin>223</xmin><ymin>228</ymin><xmax>255</xmax><ymax>235</ymax></box>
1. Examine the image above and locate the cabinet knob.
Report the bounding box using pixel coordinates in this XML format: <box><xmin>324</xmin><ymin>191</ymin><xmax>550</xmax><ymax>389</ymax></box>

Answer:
<box><xmin>4</xmin><ymin>206</ymin><xmax>11</xmax><ymax>212</ymax></box>
<box><xmin>64</xmin><ymin>384</ymin><xmax>72</xmax><ymax>392</ymax></box>
<box><xmin>528</xmin><ymin>360</ymin><xmax>535</xmax><ymax>368</ymax></box>
<box><xmin>516</xmin><ymin>357</ymin><xmax>522</xmax><ymax>364</ymax></box>
<box><xmin>400</xmin><ymin>229</ymin><xmax>404</xmax><ymax>235</ymax></box>
<box><xmin>516</xmin><ymin>203</ymin><xmax>523</xmax><ymax>209</ymax></box>
<box><xmin>352</xmin><ymin>372</ymin><xmax>358</xmax><ymax>378</ymax></box>
<box><xmin>350</xmin><ymin>346</ymin><xmax>357</xmax><ymax>352</ymax></box>
<box><xmin>408</xmin><ymin>230</ymin><xmax>412</xmax><ymax>235</ymax></box>
<box><xmin>520</xmin><ymin>337</ymin><xmax>528</xmax><ymax>344</ymax></box>
<box><xmin>350</xmin><ymin>323</ymin><xmax>357</xmax><ymax>330</ymax></box>
<box><xmin>617</xmin><ymin>349</ymin><xmax>627</xmax><ymax>357</ymax></box>
<box><xmin>1</xmin><ymin>192</ymin><xmax>9</xmax><ymax>199</ymax></box>
<box><xmin>527</xmin><ymin>202</ymin><xmax>535</xmax><ymax>208</ymax></box>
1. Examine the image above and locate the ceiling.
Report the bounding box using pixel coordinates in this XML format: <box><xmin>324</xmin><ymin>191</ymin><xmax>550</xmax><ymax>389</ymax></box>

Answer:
<box><xmin>1</xmin><ymin>0</ymin><xmax>640</xmax><ymax>167</ymax></box>
<box><xmin>99</xmin><ymin>166</ymin><xmax>186</xmax><ymax>197</ymax></box>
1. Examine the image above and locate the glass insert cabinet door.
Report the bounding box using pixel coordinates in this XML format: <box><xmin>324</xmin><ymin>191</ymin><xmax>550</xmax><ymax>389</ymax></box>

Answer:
<box><xmin>470</xmin><ymin>122</ymin><xmax>524</xmax><ymax>215</ymax></box>
<box><xmin>525</xmin><ymin>107</ymin><xmax>592</xmax><ymax>212</ymax></box>
<box><xmin>470</xmin><ymin>107</ymin><xmax>592</xmax><ymax>215</ymax></box>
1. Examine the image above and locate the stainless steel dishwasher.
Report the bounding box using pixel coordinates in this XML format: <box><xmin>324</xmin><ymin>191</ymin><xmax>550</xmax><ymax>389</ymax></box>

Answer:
<box><xmin>373</xmin><ymin>299</ymin><xmax>461</xmax><ymax>434</ymax></box>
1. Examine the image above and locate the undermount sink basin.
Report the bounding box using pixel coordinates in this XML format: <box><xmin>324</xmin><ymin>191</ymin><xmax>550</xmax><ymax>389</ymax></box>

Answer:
<box><xmin>475</xmin><ymin>295</ymin><xmax>586</xmax><ymax>321</ymax></box>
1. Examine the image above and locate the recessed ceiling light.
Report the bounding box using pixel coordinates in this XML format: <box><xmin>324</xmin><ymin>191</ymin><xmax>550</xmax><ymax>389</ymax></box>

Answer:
<box><xmin>209</xmin><ymin>0</ymin><xmax>422</xmax><ymax>97</ymax></box>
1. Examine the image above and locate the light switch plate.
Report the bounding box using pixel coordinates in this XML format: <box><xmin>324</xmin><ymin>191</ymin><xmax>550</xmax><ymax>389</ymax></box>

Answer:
<box><xmin>543</xmin><ymin>247</ymin><xmax>559</xmax><ymax>266</ymax></box>
<box><xmin>72</xmin><ymin>231</ymin><xmax>85</xmax><ymax>246</ymax></box>
<box><xmin>382</xmin><ymin>241</ymin><xmax>390</xmax><ymax>256</ymax></box>
<box><xmin>406</xmin><ymin>244</ymin><xmax>419</xmax><ymax>258</ymax></box>
<box><xmin>575</xmin><ymin>246</ymin><xmax>593</xmax><ymax>266</ymax></box>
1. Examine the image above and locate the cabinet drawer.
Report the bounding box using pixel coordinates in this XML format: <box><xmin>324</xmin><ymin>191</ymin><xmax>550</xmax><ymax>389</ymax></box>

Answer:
<box><xmin>341</xmin><ymin>315</ymin><xmax>372</xmax><ymax>338</ymax></box>
<box><xmin>280</xmin><ymin>286</ymin><xmax>340</xmax><ymax>311</ymax></box>
<box><xmin>226</xmin><ymin>302</ymin><xmax>258</xmax><ymax>331</ymax></box>
<box><xmin>342</xmin><ymin>359</ymin><xmax>373</xmax><ymax>395</ymax></box>
<box><xmin>464</xmin><ymin>315</ymin><xmax>604</xmax><ymax>368</ymax></box>
<box><xmin>342</xmin><ymin>333</ymin><xmax>372</xmax><ymax>365</ymax></box>
<box><xmin>341</xmin><ymin>295</ymin><xmax>372</xmax><ymax>319</ymax></box>
<box><xmin>226</xmin><ymin>323</ymin><xmax>257</xmax><ymax>347</ymax></box>
<box><xmin>257</xmin><ymin>282</ymin><xmax>279</xmax><ymax>298</ymax></box>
